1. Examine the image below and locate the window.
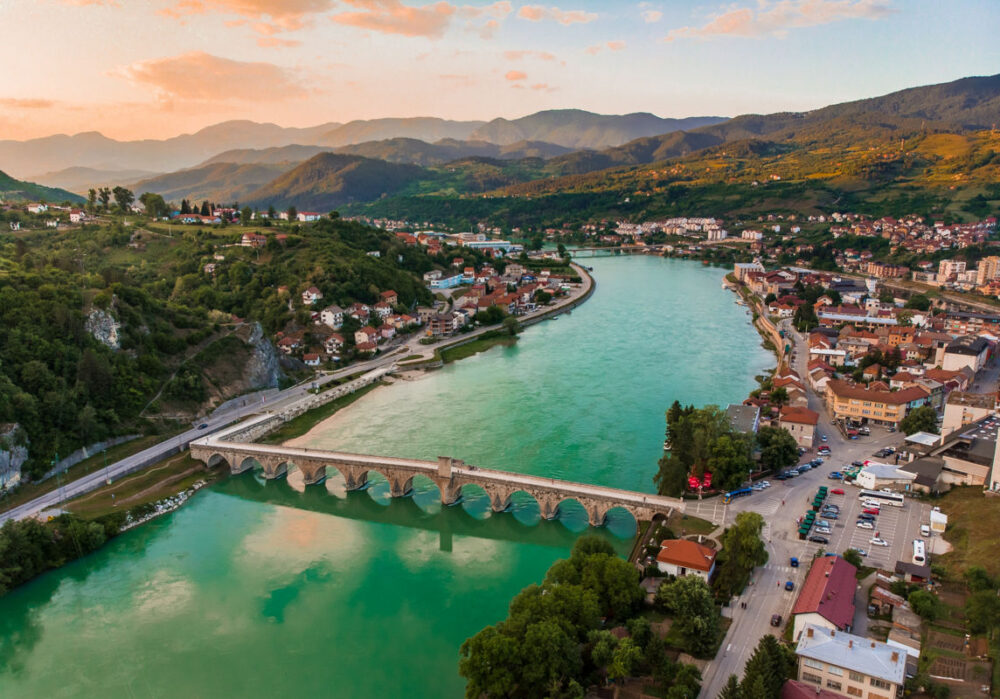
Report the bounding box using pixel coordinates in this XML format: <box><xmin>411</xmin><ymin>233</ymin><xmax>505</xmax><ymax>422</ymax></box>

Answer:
<box><xmin>804</xmin><ymin>659</ymin><xmax>824</xmax><ymax>670</ymax></box>
<box><xmin>849</xmin><ymin>672</ymin><xmax>865</xmax><ymax>683</ymax></box>
<box><xmin>802</xmin><ymin>673</ymin><xmax>821</xmax><ymax>685</ymax></box>
<box><xmin>870</xmin><ymin>678</ymin><xmax>892</xmax><ymax>690</ymax></box>
<box><xmin>827</xmin><ymin>666</ymin><xmax>843</xmax><ymax>677</ymax></box>
<box><xmin>827</xmin><ymin>681</ymin><xmax>843</xmax><ymax>691</ymax></box>
<box><xmin>847</xmin><ymin>687</ymin><xmax>863</xmax><ymax>697</ymax></box>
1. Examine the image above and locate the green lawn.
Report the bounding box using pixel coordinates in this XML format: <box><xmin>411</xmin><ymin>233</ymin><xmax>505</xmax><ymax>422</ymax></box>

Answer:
<box><xmin>440</xmin><ymin>334</ymin><xmax>517</xmax><ymax>363</ymax></box>
<box><xmin>259</xmin><ymin>382</ymin><xmax>383</xmax><ymax>444</ymax></box>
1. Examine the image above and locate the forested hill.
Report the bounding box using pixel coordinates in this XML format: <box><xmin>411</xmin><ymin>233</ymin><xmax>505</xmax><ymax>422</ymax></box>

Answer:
<box><xmin>0</xmin><ymin>217</ymin><xmax>438</xmax><ymax>478</ymax></box>
<box><xmin>0</xmin><ymin>170</ymin><xmax>84</xmax><ymax>204</ymax></box>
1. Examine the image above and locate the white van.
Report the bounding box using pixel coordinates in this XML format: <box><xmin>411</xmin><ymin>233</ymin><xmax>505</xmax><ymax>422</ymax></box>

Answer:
<box><xmin>920</xmin><ymin>524</ymin><xmax>930</xmax><ymax>536</ymax></box>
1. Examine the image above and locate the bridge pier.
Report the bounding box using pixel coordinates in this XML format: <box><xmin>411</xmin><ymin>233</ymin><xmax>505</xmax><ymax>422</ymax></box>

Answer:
<box><xmin>388</xmin><ymin>475</ymin><xmax>411</xmax><ymax>498</ymax></box>
<box><xmin>231</xmin><ymin>457</ymin><xmax>255</xmax><ymax>475</ymax></box>
<box><xmin>586</xmin><ymin>504</ymin><xmax>608</xmax><ymax>528</ymax></box>
<box><xmin>298</xmin><ymin>461</ymin><xmax>327</xmax><ymax>486</ymax></box>
<box><xmin>538</xmin><ymin>497</ymin><xmax>560</xmax><ymax>521</ymax></box>
<box><xmin>340</xmin><ymin>466</ymin><xmax>369</xmax><ymax>491</ymax></box>
<box><xmin>489</xmin><ymin>491</ymin><xmax>512</xmax><ymax>513</ymax></box>
<box><xmin>261</xmin><ymin>460</ymin><xmax>288</xmax><ymax>480</ymax></box>
<box><xmin>439</xmin><ymin>481</ymin><xmax>462</xmax><ymax>506</ymax></box>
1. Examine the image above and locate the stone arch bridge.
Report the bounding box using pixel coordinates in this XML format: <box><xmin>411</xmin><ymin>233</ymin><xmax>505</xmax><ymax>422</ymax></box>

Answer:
<box><xmin>190</xmin><ymin>439</ymin><xmax>684</xmax><ymax>527</ymax></box>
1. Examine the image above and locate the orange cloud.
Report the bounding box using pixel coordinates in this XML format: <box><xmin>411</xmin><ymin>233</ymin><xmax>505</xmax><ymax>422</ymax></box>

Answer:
<box><xmin>505</xmin><ymin>70</ymin><xmax>527</xmax><ymax>81</ymax></box>
<box><xmin>516</xmin><ymin>5</ymin><xmax>597</xmax><ymax>25</ymax></box>
<box><xmin>257</xmin><ymin>36</ymin><xmax>303</xmax><ymax>46</ymax></box>
<box><xmin>585</xmin><ymin>40</ymin><xmax>626</xmax><ymax>55</ymax></box>
<box><xmin>530</xmin><ymin>83</ymin><xmax>556</xmax><ymax>92</ymax></box>
<box><xmin>331</xmin><ymin>0</ymin><xmax>457</xmax><ymax>38</ymax></box>
<box><xmin>117</xmin><ymin>51</ymin><xmax>303</xmax><ymax>101</ymax></box>
<box><xmin>641</xmin><ymin>9</ymin><xmax>662</xmax><ymax>23</ymax></box>
<box><xmin>0</xmin><ymin>98</ymin><xmax>56</xmax><ymax>109</ymax></box>
<box><xmin>159</xmin><ymin>0</ymin><xmax>333</xmax><ymax>31</ymax></box>
<box><xmin>503</xmin><ymin>49</ymin><xmax>557</xmax><ymax>61</ymax></box>
<box><xmin>664</xmin><ymin>0</ymin><xmax>893</xmax><ymax>41</ymax></box>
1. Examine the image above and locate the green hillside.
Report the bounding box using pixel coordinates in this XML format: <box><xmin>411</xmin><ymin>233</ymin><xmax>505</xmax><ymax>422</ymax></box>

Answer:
<box><xmin>0</xmin><ymin>170</ymin><xmax>84</xmax><ymax>204</ymax></box>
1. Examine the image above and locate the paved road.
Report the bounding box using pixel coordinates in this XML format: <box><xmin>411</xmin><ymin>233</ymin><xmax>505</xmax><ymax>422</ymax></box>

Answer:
<box><xmin>0</xmin><ymin>268</ymin><xmax>593</xmax><ymax>524</ymax></box>
<box><xmin>697</xmin><ymin>318</ymin><xmax>933</xmax><ymax>698</ymax></box>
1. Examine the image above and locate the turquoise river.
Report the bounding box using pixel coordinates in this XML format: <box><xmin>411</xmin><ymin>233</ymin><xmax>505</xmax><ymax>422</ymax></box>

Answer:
<box><xmin>0</xmin><ymin>256</ymin><xmax>773</xmax><ymax>698</ymax></box>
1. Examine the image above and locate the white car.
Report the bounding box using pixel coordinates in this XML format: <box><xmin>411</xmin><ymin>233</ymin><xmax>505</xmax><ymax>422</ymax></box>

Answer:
<box><xmin>870</xmin><ymin>537</ymin><xmax>890</xmax><ymax>547</ymax></box>
<box><xmin>856</xmin><ymin>521</ymin><xmax>874</xmax><ymax>529</ymax></box>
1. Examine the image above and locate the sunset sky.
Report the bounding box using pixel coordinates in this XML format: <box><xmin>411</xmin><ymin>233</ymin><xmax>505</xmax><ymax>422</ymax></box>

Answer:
<box><xmin>2</xmin><ymin>0</ymin><xmax>998</xmax><ymax>141</ymax></box>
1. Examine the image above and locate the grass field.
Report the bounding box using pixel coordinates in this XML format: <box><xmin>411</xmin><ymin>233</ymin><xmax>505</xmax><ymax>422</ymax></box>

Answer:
<box><xmin>938</xmin><ymin>486</ymin><xmax>1000</xmax><ymax>576</ymax></box>
<box><xmin>0</xmin><ymin>434</ymin><xmax>172</xmax><ymax>515</ymax></box>
<box><xmin>65</xmin><ymin>452</ymin><xmax>216</xmax><ymax>520</ymax></box>
<box><xmin>259</xmin><ymin>382</ymin><xmax>383</xmax><ymax>445</ymax></box>
<box><xmin>440</xmin><ymin>334</ymin><xmax>517</xmax><ymax>363</ymax></box>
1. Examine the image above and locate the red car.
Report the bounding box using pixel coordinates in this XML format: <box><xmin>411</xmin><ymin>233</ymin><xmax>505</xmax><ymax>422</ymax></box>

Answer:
<box><xmin>831</xmin><ymin>488</ymin><xmax>845</xmax><ymax>495</ymax></box>
<box><xmin>863</xmin><ymin>507</ymin><xmax>880</xmax><ymax>515</ymax></box>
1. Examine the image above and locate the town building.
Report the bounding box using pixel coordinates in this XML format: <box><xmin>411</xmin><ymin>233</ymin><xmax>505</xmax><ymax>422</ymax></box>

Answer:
<box><xmin>824</xmin><ymin>380</ymin><xmax>930</xmax><ymax>428</ymax></box>
<box><xmin>320</xmin><ymin>305</ymin><xmax>344</xmax><ymax>329</ymax></box>
<box><xmin>941</xmin><ymin>391</ymin><xmax>997</xmax><ymax>436</ymax></box>
<box><xmin>791</xmin><ymin>555</ymin><xmax>857</xmax><ymax>640</ymax></box>
<box><xmin>779</xmin><ymin>406</ymin><xmax>820</xmax><ymax>447</ymax></box>
<box><xmin>795</xmin><ymin>624</ymin><xmax>906</xmax><ymax>699</ymax></box>
<box><xmin>855</xmin><ymin>463</ymin><xmax>917</xmax><ymax>491</ymax></box>
<box><xmin>942</xmin><ymin>335</ymin><xmax>990</xmax><ymax>373</ymax></box>
<box><xmin>726</xmin><ymin>404</ymin><xmax>761</xmax><ymax>434</ymax></box>
<box><xmin>302</xmin><ymin>287</ymin><xmax>323</xmax><ymax>305</ymax></box>
<box><xmin>654</xmin><ymin>539</ymin><xmax>717</xmax><ymax>582</ymax></box>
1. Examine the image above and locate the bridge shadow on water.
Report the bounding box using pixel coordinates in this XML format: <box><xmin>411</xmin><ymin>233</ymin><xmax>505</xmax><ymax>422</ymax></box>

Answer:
<box><xmin>212</xmin><ymin>469</ymin><xmax>636</xmax><ymax>554</ymax></box>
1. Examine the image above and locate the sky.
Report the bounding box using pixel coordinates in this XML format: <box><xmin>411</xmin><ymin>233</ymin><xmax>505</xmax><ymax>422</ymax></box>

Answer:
<box><xmin>1</xmin><ymin>0</ymin><xmax>998</xmax><ymax>141</ymax></box>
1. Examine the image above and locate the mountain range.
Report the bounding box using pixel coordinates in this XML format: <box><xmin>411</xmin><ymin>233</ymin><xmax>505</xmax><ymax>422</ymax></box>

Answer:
<box><xmin>6</xmin><ymin>73</ymin><xmax>1000</xmax><ymax>215</ymax></box>
<box><xmin>8</xmin><ymin>110</ymin><xmax>727</xmax><ymax>185</ymax></box>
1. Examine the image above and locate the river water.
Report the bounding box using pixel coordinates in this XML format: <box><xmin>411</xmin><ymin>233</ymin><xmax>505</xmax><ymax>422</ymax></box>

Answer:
<box><xmin>0</xmin><ymin>256</ymin><xmax>772</xmax><ymax>698</ymax></box>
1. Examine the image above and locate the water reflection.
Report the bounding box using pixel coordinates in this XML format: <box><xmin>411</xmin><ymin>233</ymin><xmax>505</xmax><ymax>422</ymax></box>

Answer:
<box><xmin>215</xmin><ymin>471</ymin><xmax>635</xmax><ymax>554</ymax></box>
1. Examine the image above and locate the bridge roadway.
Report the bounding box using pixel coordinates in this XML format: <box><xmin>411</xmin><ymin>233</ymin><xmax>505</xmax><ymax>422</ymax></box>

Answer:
<box><xmin>191</xmin><ymin>430</ymin><xmax>683</xmax><ymax>528</ymax></box>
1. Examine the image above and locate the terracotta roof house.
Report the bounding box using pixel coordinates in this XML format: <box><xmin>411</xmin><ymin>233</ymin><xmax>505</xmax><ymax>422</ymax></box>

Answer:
<box><xmin>655</xmin><ymin>539</ymin><xmax>717</xmax><ymax>582</ymax></box>
<box><xmin>791</xmin><ymin>555</ymin><xmax>857</xmax><ymax>640</ymax></box>
<box><xmin>779</xmin><ymin>406</ymin><xmax>820</xmax><ymax>448</ymax></box>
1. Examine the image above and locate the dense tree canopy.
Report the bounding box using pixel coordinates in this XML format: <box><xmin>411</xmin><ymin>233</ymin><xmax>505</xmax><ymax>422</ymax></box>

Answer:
<box><xmin>900</xmin><ymin>405</ymin><xmax>938</xmax><ymax>435</ymax></box>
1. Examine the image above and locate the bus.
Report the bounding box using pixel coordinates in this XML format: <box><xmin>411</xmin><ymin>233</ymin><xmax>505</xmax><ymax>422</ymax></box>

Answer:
<box><xmin>723</xmin><ymin>487</ymin><xmax>753</xmax><ymax>504</ymax></box>
<box><xmin>858</xmin><ymin>489</ymin><xmax>905</xmax><ymax>507</ymax></box>
<box><xmin>912</xmin><ymin>539</ymin><xmax>926</xmax><ymax>565</ymax></box>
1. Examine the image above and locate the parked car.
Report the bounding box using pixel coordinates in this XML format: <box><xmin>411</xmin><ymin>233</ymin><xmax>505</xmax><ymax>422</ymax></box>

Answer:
<box><xmin>770</xmin><ymin>614</ymin><xmax>782</xmax><ymax>627</ymax></box>
<box><xmin>197</xmin><ymin>423</ymin><xmax>209</xmax><ymax>429</ymax></box>
<box><xmin>859</xmin><ymin>427</ymin><xmax>870</xmax><ymax>436</ymax></box>
<box><xmin>785</xmin><ymin>580</ymin><xmax>795</xmax><ymax>591</ymax></box>
<box><xmin>808</xmin><ymin>535</ymin><xmax>829</xmax><ymax>544</ymax></box>
<box><xmin>776</xmin><ymin>473</ymin><xmax>789</xmax><ymax>480</ymax></box>
<box><xmin>828</xmin><ymin>471</ymin><xmax>842</xmax><ymax>479</ymax></box>
<box><xmin>790</xmin><ymin>557</ymin><xmax>799</xmax><ymax>567</ymax></box>
<box><xmin>870</xmin><ymin>537</ymin><xmax>890</xmax><ymax>547</ymax></box>
<box><xmin>821</xmin><ymin>512</ymin><xmax>838</xmax><ymax>520</ymax></box>
<box><xmin>851</xmin><ymin>548</ymin><xmax>868</xmax><ymax>557</ymax></box>
<box><xmin>818</xmin><ymin>447</ymin><xmax>831</xmax><ymax>455</ymax></box>
<box><xmin>821</xmin><ymin>435</ymin><xmax>828</xmax><ymax>442</ymax></box>
<box><xmin>823</xmin><ymin>504</ymin><xmax>840</xmax><ymax>512</ymax></box>
<box><xmin>920</xmin><ymin>524</ymin><xmax>931</xmax><ymax>536</ymax></box>
<box><xmin>858</xmin><ymin>513</ymin><xmax>876</xmax><ymax>521</ymax></box>
<box><xmin>856</xmin><ymin>520</ymin><xmax>874</xmax><ymax>529</ymax></box>
<box><xmin>863</xmin><ymin>507</ymin><xmax>880</xmax><ymax>515</ymax></box>
<box><xmin>851</xmin><ymin>461</ymin><xmax>864</xmax><ymax>468</ymax></box>
<box><xmin>831</xmin><ymin>488</ymin><xmax>845</xmax><ymax>495</ymax></box>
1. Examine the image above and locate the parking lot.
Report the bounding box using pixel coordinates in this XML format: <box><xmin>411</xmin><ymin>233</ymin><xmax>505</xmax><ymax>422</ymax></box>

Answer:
<box><xmin>793</xmin><ymin>473</ymin><xmax>930</xmax><ymax>570</ymax></box>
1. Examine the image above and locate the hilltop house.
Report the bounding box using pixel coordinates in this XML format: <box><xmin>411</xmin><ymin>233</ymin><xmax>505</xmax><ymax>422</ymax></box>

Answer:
<box><xmin>302</xmin><ymin>287</ymin><xmax>323</xmax><ymax>305</ymax></box>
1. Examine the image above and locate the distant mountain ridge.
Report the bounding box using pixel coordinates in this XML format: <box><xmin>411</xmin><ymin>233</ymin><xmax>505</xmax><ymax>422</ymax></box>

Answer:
<box><xmin>131</xmin><ymin>162</ymin><xmax>291</xmax><ymax>204</ymax></box>
<box><xmin>7</xmin><ymin>109</ymin><xmax>724</xmax><ymax>182</ymax></box>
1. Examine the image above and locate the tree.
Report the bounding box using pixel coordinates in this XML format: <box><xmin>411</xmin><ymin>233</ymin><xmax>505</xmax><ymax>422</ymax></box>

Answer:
<box><xmin>502</xmin><ymin>316</ymin><xmax>521</xmax><ymax>336</ymax></box>
<box><xmin>608</xmin><ymin>638</ymin><xmax>641</xmax><ymax>684</ymax></box>
<box><xmin>87</xmin><ymin>188</ymin><xmax>97</xmax><ymax>212</ymax></box>
<box><xmin>200</xmin><ymin>201</ymin><xmax>210</xmax><ymax>216</ymax></box>
<box><xmin>241</xmin><ymin>206</ymin><xmax>252</xmax><ymax>225</ymax></box>
<box><xmin>842</xmin><ymin>548</ymin><xmax>863</xmax><ymax>568</ymax></box>
<box><xmin>769</xmin><ymin>386</ymin><xmax>788</xmax><ymax>405</ymax></box>
<box><xmin>112</xmin><ymin>186</ymin><xmax>134</xmax><ymax>212</ymax></box>
<box><xmin>98</xmin><ymin>187</ymin><xmax>111</xmax><ymax>210</ymax></box>
<box><xmin>739</xmin><ymin>634</ymin><xmax>794</xmax><ymax>699</ymax></box>
<box><xmin>328</xmin><ymin>210</ymin><xmax>340</xmax><ymax>219</ymax></box>
<box><xmin>879</xmin><ymin>289</ymin><xmax>895</xmax><ymax>303</ymax></box>
<box><xmin>900</xmin><ymin>405</ymin><xmax>938</xmax><ymax>435</ymax></box>
<box><xmin>908</xmin><ymin>589</ymin><xmax>941</xmax><ymax>621</ymax></box>
<box><xmin>656</xmin><ymin>575</ymin><xmax>720</xmax><ymax>655</ymax></box>
<box><xmin>180</xmin><ymin>199</ymin><xmax>191</xmax><ymax>214</ymax></box>
<box><xmin>715</xmin><ymin>512</ymin><xmax>768</xmax><ymax>597</ymax></box>
<box><xmin>139</xmin><ymin>192</ymin><xmax>167</xmax><ymax>219</ymax></box>
<box><xmin>287</xmin><ymin>206</ymin><xmax>298</xmax><ymax>221</ymax></box>
<box><xmin>718</xmin><ymin>674</ymin><xmax>742</xmax><ymax>699</ymax></box>
<box><xmin>756</xmin><ymin>426</ymin><xmax>798</xmax><ymax>473</ymax></box>
<box><xmin>557</xmin><ymin>243</ymin><xmax>567</xmax><ymax>257</ymax></box>
<box><xmin>267</xmin><ymin>204</ymin><xmax>277</xmax><ymax>219</ymax></box>
<box><xmin>905</xmin><ymin>293</ymin><xmax>931</xmax><ymax>311</ymax></box>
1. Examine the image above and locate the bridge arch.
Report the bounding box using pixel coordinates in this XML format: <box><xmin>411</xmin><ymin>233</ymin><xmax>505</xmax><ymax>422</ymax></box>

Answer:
<box><xmin>407</xmin><ymin>474</ymin><xmax>443</xmax><ymax>514</ymax></box>
<box><xmin>455</xmin><ymin>483</ymin><xmax>491</xmax><ymax>518</ymax></box>
<box><xmin>603</xmin><ymin>506</ymin><xmax>638</xmax><ymax>536</ymax></box>
<box><xmin>206</xmin><ymin>453</ymin><xmax>231</xmax><ymax>470</ymax></box>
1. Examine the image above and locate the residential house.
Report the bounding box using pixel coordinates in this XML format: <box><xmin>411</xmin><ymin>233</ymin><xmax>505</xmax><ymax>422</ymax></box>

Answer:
<box><xmin>779</xmin><ymin>406</ymin><xmax>820</xmax><ymax>448</ymax></box>
<box><xmin>296</xmin><ymin>212</ymin><xmax>322</xmax><ymax>222</ymax></box>
<box><xmin>941</xmin><ymin>391</ymin><xmax>997</xmax><ymax>436</ymax></box>
<box><xmin>303</xmin><ymin>353</ymin><xmax>321</xmax><ymax>366</ymax></box>
<box><xmin>378</xmin><ymin>324</ymin><xmax>396</xmax><ymax>341</ymax></box>
<box><xmin>373</xmin><ymin>302</ymin><xmax>393</xmax><ymax>319</ymax></box>
<box><xmin>323</xmin><ymin>333</ymin><xmax>344</xmax><ymax>356</ymax></box>
<box><xmin>355</xmin><ymin>327</ymin><xmax>380</xmax><ymax>345</ymax></box>
<box><xmin>379</xmin><ymin>290</ymin><xmax>398</xmax><ymax>306</ymax></box>
<box><xmin>356</xmin><ymin>341</ymin><xmax>377</xmax><ymax>355</ymax></box>
<box><xmin>795</xmin><ymin>624</ymin><xmax>906</xmax><ymax>699</ymax></box>
<box><xmin>241</xmin><ymin>232</ymin><xmax>267</xmax><ymax>248</ymax></box>
<box><xmin>942</xmin><ymin>335</ymin><xmax>990</xmax><ymax>373</ymax></box>
<box><xmin>655</xmin><ymin>539</ymin><xmax>717</xmax><ymax>582</ymax></box>
<box><xmin>302</xmin><ymin>287</ymin><xmax>323</xmax><ymax>305</ymax></box>
<box><xmin>726</xmin><ymin>404</ymin><xmax>761</xmax><ymax>434</ymax></box>
<box><xmin>791</xmin><ymin>555</ymin><xmax>857</xmax><ymax>640</ymax></box>
<box><xmin>320</xmin><ymin>305</ymin><xmax>344</xmax><ymax>329</ymax></box>
<box><xmin>825</xmin><ymin>380</ymin><xmax>930</xmax><ymax>427</ymax></box>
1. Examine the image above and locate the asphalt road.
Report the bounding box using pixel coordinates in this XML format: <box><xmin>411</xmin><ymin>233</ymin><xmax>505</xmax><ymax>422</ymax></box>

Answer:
<box><xmin>696</xmin><ymin>318</ymin><xmax>933</xmax><ymax>698</ymax></box>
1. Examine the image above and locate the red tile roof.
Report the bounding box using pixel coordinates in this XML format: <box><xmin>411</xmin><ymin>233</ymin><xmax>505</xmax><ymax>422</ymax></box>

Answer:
<box><xmin>826</xmin><ymin>380</ymin><xmax>929</xmax><ymax>405</ymax></box>
<box><xmin>656</xmin><ymin>539</ymin><xmax>716</xmax><ymax>572</ymax></box>
<box><xmin>791</xmin><ymin>555</ymin><xmax>857</xmax><ymax>630</ymax></box>
<box><xmin>780</xmin><ymin>406</ymin><xmax>819</xmax><ymax>426</ymax></box>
